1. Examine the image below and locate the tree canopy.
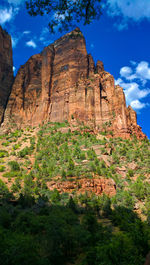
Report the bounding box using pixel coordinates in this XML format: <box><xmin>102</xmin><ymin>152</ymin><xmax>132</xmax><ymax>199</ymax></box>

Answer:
<box><xmin>25</xmin><ymin>0</ymin><xmax>102</xmax><ymax>33</ymax></box>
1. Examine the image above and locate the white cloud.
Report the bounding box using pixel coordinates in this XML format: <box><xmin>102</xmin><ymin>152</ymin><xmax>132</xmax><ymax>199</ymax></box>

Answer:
<box><xmin>0</xmin><ymin>7</ymin><xmax>13</xmax><ymax>25</ymax></box>
<box><xmin>119</xmin><ymin>61</ymin><xmax>150</xmax><ymax>84</ymax></box>
<box><xmin>0</xmin><ymin>5</ymin><xmax>19</xmax><ymax>25</ymax></box>
<box><xmin>115</xmin><ymin>78</ymin><xmax>150</xmax><ymax>104</ymax></box>
<box><xmin>130</xmin><ymin>100</ymin><xmax>148</xmax><ymax>110</ymax></box>
<box><xmin>54</xmin><ymin>10</ymin><xmax>68</xmax><ymax>22</ymax></box>
<box><xmin>39</xmin><ymin>27</ymin><xmax>53</xmax><ymax>46</ymax></box>
<box><xmin>11</xmin><ymin>36</ymin><xmax>19</xmax><ymax>48</ymax></box>
<box><xmin>23</xmin><ymin>31</ymin><xmax>30</xmax><ymax>35</ymax></box>
<box><xmin>107</xmin><ymin>0</ymin><xmax>150</xmax><ymax>20</ymax></box>
<box><xmin>8</xmin><ymin>0</ymin><xmax>25</xmax><ymax>6</ymax></box>
<box><xmin>114</xmin><ymin>21</ymin><xmax>128</xmax><ymax>31</ymax></box>
<box><xmin>26</xmin><ymin>40</ymin><xmax>37</xmax><ymax>48</ymax></box>
<box><xmin>136</xmin><ymin>61</ymin><xmax>150</xmax><ymax>80</ymax></box>
<box><xmin>120</xmin><ymin>66</ymin><xmax>132</xmax><ymax>78</ymax></box>
<box><xmin>13</xmin><ymin>66</ymin><xmax>16</xmax><ymax>72</ymax></box>
<box><xmin>0</xmin><ymin>0</ymin><xmax>25</xmax><ymax>25</ymax></box>
<box><xmin>107</xmin><ymin>0</ymin><xmax>150</xmax><ymax>30</ymax></box>
<box><xmin>115</xmin><ymin>78</ymin><xmax>122</xmax><ymax>86</ymax></box>
<box><xmin>115</xmin><ymin>61</ymin><xmax>150</xmax><ymax>110</ymax></box>
<box><xmin>130</xmin><ymin>60</ymin><xmax>137</xmax><ymax>66</ymax></box>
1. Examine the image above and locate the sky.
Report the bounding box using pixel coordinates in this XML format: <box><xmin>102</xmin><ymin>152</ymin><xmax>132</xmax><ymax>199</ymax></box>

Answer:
<box><xmin>0</xmin><ymin>0</ymin><xmax>150</xmax><ymax>138</ymax></box>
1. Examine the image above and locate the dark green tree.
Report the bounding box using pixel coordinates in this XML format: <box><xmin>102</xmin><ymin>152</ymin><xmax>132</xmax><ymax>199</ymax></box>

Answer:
<box><xmin>26</xmin><ymin>0</ymin><xmax>102</xmax><ymax>33</ymax></box>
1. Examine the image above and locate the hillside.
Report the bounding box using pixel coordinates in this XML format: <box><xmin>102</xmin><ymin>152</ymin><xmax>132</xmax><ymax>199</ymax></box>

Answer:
<box><xmin>0</xmin><ymin>25</ymin><xmax>150</xmax><ymax>265</ymax></box>
<box><xmin>0</xmin><ymin>121</ymin><xmax>150</xmax><ymax>265</ymax></box>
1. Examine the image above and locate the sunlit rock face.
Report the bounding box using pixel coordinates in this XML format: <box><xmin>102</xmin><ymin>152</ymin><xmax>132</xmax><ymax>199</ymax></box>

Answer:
<box><xmin>0</xmin><ymin>26</ymin><xmax>13</xmax><ymax>124</ymax></box>
<box><xmin>2</xmin><ymin>27</ymin><xmax>145</xmax><ymax>138</ymax></box>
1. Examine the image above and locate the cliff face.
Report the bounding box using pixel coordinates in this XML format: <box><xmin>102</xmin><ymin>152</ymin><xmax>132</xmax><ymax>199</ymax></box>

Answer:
<box><xmin>0</xmin><ymin>26</ymin><xmax>13</xmax><ymax>124</ymax></box>
<box><xmin>2</xmin><ymin>28</ymin><xmax>145</xmax><ymax>138</ymax></box>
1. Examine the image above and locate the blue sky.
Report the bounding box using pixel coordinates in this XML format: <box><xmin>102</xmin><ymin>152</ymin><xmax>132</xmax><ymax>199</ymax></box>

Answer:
<box><xmin>0</xmin><ymin>0</ymin><xmax>150</xmax><ymax>138</ymax></box>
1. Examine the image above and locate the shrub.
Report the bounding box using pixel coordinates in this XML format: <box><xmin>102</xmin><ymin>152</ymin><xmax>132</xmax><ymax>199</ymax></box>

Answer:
<box><xmin>0</xmin><ymin>165</ymin><xmax>6</xmax><ymax>172</ymax></box>
<box><xmin>10</xmin><ymin>151</ymin><xmax>16</xmax><ymax>156</ymax></box>
<box><xmin>0</xmin><ymin>150</ymin><xmax>8</xmax><ymax>158</ymax></box>
<box><xmin>127</xmin><ymin>169</ymin><xmax>134</xmax><ymax>178</ymax></box>
<box><xmin>12</xmin><ymin>143</ymin><xmax>21</xmax><ymax>150</ymax></box>
<box><xmin>68</xmin><ymin>159</ymin><xmax>74</xmax><ymax>170</ymax></box>
<box><xmin>8</xmin><ymin>161</ymin><xmax>20</xmax><ymax>171</ymax></box>
<box><xmin>131</xmin><ymin>178</ymin><xmax>149</xmax><ymax>201</ymax></box>
<box><xmin>3</xmin><ymin>171</ymin><xmax>20</xmax><ymax>178</ymax></box>
<box><xmin>18</xmin><ymin>147</ymin><xmax>31</xmax><ymax>158</ymax></box>
<box><xmin>2</xmin><ymin>141</ymin><xmax>10</xmax><ymax>147</ymax></box>
<box><xmin>61</xmin><ymin>169</ymin><xmax>66</xmax><ymax>178</ymax></box>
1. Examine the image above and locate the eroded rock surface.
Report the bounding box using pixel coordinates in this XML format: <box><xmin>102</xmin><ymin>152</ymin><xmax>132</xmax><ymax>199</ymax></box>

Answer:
<box><xmin>2</xmin><ymin>28</ymin><xmax>145</xmax><ymax>138</ymax></box>
<box><xmin>0</xmin><ymin>26</ymin><xmax>13</xmax><ymax>123</ymax></box>
<box><xmin>47</xmin><ymin>177</ymin><xmax>116</xmax><ymax>197</ymax></box>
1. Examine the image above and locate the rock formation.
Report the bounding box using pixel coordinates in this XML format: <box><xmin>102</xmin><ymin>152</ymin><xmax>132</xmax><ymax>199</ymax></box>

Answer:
<box><xmin>0</xmin><ymin>26</ymin><xmax>13</xmax><ymax>124</ymax></box>
<box><xmin>1</xmin><ymin>27</ymin><xmax>145</xmax><ymax>138</ymax></box>
<box><xmin>47</xmin><ymin>177</ymin><xmax>116</xmax><ymax>197</ymax></box>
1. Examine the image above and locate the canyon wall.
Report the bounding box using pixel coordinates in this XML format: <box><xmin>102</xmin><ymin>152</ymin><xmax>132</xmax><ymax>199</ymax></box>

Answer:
<box><xmin>0</xmin><ymin>26</ymin><xmax>13</xmax><ymax>124</ymax></box>
<box><xmin>2</xmin><ymin>28</ymin><xmax>145</xmax><ymax>138</ymax></box>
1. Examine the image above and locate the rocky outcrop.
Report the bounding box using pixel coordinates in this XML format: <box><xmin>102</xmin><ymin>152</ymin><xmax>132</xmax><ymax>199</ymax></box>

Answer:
<box><xmin>47</xmin><ymin>177</ymin><xmax>116</xmax><ymax>197</ymax></box>
<box><xmin>2</xmin><ymin>27</ymin><xmax>145</xmax><ymax>138</ymax></box>
<box><xmin>0</xmin><ymin>26</ymin><xmax>13</xmax><ymax>124</ymax></box>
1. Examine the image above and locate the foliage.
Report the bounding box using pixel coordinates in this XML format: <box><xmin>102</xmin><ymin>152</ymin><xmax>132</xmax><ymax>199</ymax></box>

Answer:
<box><xmin>0</xmin><ymin>122</ymin><xmax>149</xmax><ymax>264</ymax></box>
<box><xmin>0</xmin><ymin>165</ymin><xmax>6</xmax><ymax>172</ymax></box>
<box><xmin>26</xmin><ymin>0</ymin><xmax>102</xmax><ymax>33</ymax></box>
<box><xmin>0</xmin><ymin>194</ymin><xmax>148</xmax><ymax>265</ymax></box>
<box><xmin>8</xmin><ymin>161</ymin><xmax>20</xmax><ymax>171</ymax></box>
<box><xmin>0</xmin><ymin>150</ymin><xmax>8</xmax><ymax>158</ymax></box>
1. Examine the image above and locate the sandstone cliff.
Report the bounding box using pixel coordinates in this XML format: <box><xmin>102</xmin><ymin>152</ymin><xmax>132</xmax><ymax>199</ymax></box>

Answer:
<box><xmin>0</xmin><ymin>26</ymin><xmax>13</xmax><ymax>124</ymax></box>
<box><xmin>2</xmin><ymin>28</ymin><xmax>145</xmax><ymax>138</ymax></box>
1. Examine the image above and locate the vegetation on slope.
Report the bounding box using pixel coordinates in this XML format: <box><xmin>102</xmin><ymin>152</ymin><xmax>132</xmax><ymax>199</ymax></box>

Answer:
<box><xmin>0</xmin><ymin>121</ymin><xmax>150</xmax><ymax>265</ymax></box>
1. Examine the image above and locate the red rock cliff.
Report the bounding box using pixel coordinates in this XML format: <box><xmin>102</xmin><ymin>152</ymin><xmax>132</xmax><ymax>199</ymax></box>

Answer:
<box><xmin>2</xmin><ymin>28</ymin><xmax>145</xmax><ymax>138</ymax></box>
<box><xmin>0</xmin><ymin>26</ymin><xmax>13</xmax><ymax>123</ymax></box>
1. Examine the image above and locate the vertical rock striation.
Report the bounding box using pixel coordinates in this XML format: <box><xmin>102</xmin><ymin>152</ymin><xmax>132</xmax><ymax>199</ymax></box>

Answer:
<box><xmin>0</xmin><ymin>26</ymin><xmax>13</xmax><ymax>123</ymax></box>
<box><xmin>2</xmin><ymin>28</ymin><xmax>145</xmax><ymax>138</ymax></box>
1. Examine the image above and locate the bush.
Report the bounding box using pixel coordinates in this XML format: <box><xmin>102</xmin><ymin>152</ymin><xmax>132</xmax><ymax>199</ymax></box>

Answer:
<box><xmin>68</xmin><ymin>159</ymin><xmax>74</xmax><ymax>170</ymax></box>
<box><xmin>18</xmin><ymin>147</ymin><xmax>31</xmax><ymax>158</ymax></box>
<box><xmin>2</xmin><ymin>141</ymin><xmax>10</xmax><ymax>147</ymax></box>
<box><xmin>0</xmin><ymin>179</ymin><xmax>12</xmax><ymax>200</ymax></box>
<box><xmin>0</xmin><ymin>150</ymin><xmax>8</xmax><ymax>158</ymax></box>
<box><xmin>3</xmin><ymin>171</ymin><xmax>20</xmax><ymax>178</ymax></box>
<box><xmin>12</xmin><ymin>144</ymin><xmax>21</xmax><ymax>150</ymax></box>
<box><xmin>0</xmin><ymin>165</ymin><xmax>6</xmax><ymax>172</ymax></box>
<box><xmin>8</xmin><ymin>161</ymin><xmax>20</xmax><ymax>171</ymax></box>
<box><xmin>127</xmin><ymin>169</ymin><xmax>134</xmax><ymax>178</ymax></box>
<box><xmin>61</xmin><ymin>169</ymin><xmax>66</xmax><ymax>178</ymax></box>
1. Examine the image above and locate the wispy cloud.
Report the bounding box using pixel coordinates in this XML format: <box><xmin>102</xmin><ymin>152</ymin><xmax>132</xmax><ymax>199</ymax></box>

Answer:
<box><xmin>106</xmin><ymin>0</ymin><xmax>150</xmax><ymax>30</ymax></box>
<box><xmin>11</xmin><ymin>36</ymin><xmax>19</xmax><ymax>48</ymax></box>
<box><xmin>0</xmin><ymin>0</ymin><xmax>25</xmax><ymax>25</ymax></box>
<box><xmin>0</xmin><ymin>7</ymin><xmax>13</xmax><ymax>25</ymax></box>
<box><xmin>26</xmin><ymin>40</ymin><xmax>37</xmax><ymax>48</ymax></box>
<box><xmin>90</xmin><ymin>43</ymin><xmax>94</xmax><ymax>49</ymax></box>
<box><xmin>39</xmin><ymin>27</ymin><xmax>53</xmax><ymax>46</ymax></box>
<box><xmin>8</xmin><ymin>0</ymin><xmax>25</xmax><ymax>4</ymax></box>
<box><xmin>23</xmin><ymin>30</ymin><xmax>31</xmax><ymax>35</ymax></box>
